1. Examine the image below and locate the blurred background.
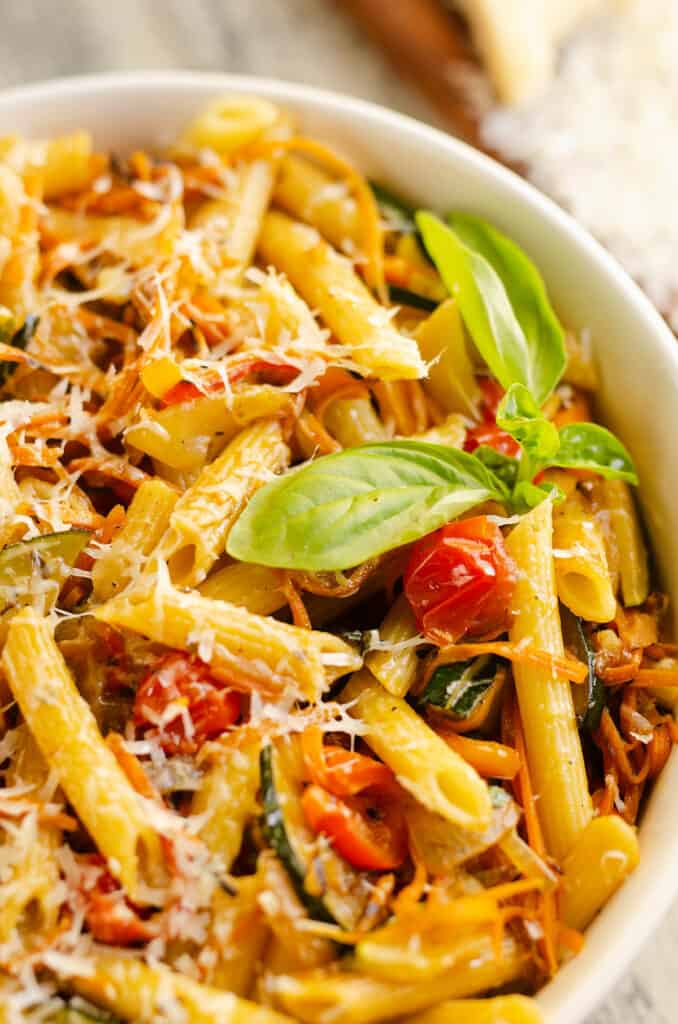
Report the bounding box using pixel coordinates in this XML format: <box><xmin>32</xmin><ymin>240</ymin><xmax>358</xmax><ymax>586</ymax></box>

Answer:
<box><xmin>1</xmin><ymin>2</ymin><xmax>672</xmax><ymax>1020</ymax></box>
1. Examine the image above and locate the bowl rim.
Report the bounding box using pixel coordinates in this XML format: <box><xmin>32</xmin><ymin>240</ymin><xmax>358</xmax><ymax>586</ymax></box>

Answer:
<box><xmin>1</xmin><ymin>69</ymin><xmax>677</xmax><ymax>1023</ymax></box>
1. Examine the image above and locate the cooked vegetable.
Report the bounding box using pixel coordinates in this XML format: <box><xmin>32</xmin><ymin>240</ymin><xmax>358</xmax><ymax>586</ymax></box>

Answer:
<box><xmin>260</xmin><ymin>740</ymin><xmax>371</xmax><ymax>928</ymax></box>
<box><xmin>403</xmin><ymin>517</ymin><xmax>515</xmax><ymax>643</ymax></box>
<box><xmin>133</xmin><ymin>651</ymin><xmax>241</xmax><ymax>754</ymax></box>
<box><xmin>301</xmin><ymin>784</ymin><xmax>408</xmax><ymax>872</ymax></box>
<box><xmin>562</xmin><ymin>610</ymin><xmax>606</xmax><ymax>732</ymax></box>
<box><xmin>419</xmin><ymin>655</ymin><xmax>500</xmax><ymax>724</ymax></box>
<box><xmin>227</xmin><ymin>442</ymin><xmax>507</xmax><ymax>571</ymax></box>
<box><xmin>388</xmin><ymin>285</ymin><xmax>437</xmax><ymax>312</ymax></box>
<box><xmin>0</xmin><ymin>529</ymin><xmax>90</xmax><ymax>611</ymax></box>
<box><xmin>416</xmin><ymin>213</ymin><xmax>565</xmax><ymax>405</ymax></box>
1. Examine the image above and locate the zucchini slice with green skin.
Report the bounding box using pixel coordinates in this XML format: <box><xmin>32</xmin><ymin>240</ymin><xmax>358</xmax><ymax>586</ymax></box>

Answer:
<box><xmin>419</xmin><ymin>655</ymin><xmax>500</xmax><ymax>724</ymax></box>
<box><xmin>0</xmin><ymin>529</ymin><xmax>91</xmax><ymax>611</ymax></box>
<box><xmin>562</xmin><ymin>608</ymin><xmax>606</xmax><ymax>732</ymax></box>
<box><xmin>260</xmin><ymin>739</ymin><xmax>372</xmax><ymax>929</ymax></box>
<box><xmin>388</xmin><ymin>285</ymin><xmax>438</xmax><ymax>313</ymax></box>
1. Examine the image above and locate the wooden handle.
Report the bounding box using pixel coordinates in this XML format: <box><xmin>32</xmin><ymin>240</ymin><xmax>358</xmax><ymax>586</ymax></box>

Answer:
<box><xmin>335</xmin><ymin>0</ymin><xmax>485</xmax><ymax>146</ymax></box>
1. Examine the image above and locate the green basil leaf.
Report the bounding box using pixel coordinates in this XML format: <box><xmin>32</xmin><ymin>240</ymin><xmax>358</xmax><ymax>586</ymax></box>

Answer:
<box><xmin>553</xmin><ymin>423</ymin><xmax>638</xmax><ymax>483</ymax></box>
<box><xmin>417</xmin><ymin>212</ymin><xmax>533</xmax><ymax>400</ymax></box>
<box><xmin>473</xmin><ymin>445</ymin><xmax>519</xmax><ymax>488</ymax></box>
<box><xmin>227</xmin><ymin>441</ymin><xmax>507</xmax><ymax>571</ymax></box>
<box><xmin>512</xmin><ymin>480</ymin><xmax>565</xmax><ymax>512</ymax></box>
<box><xmin>449</xmin><ymin>214</ymin><xmax>566</xmax><ymax>404</ymax></box>
<box><xmin>496</xmin><ymin>383</ymin><xmax>560</xmax><ymax>462</ymax></box>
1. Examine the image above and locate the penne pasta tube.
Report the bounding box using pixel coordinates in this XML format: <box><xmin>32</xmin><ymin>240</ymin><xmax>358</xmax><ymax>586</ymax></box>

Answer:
<box><xmin>273</xmin><ymin>153</ymin><xmax>360</xmax><ymax>249</ymax></box>
<box><xmin>207</xmin><ymin>875</ymin><xmax>270</xmax><ymax>995</ymax></box>
<box><xmin>67</xmin><ymin>952</ymin><xmax>294</xmax><ymax>1024</ymax></box>
<box><xmin>192</xmin><ymin>736</ymin><xmax>262</xmax><ymax>871</ymax></box>
<box><xmin>505</xmin><ymin>501</ymin><xmax>593</xmax><ymax>860</ymax></box>
<box><xmin>267</xmin><ymin>934</ymin><xmax>529</xmax><ymax>1024</ymax></box>
<box><xmin>198</xmin><ymin>560</ymin><xmax>287</xmax><ymax>615</ymax></box>
<box><xmin>181</xmin><ymin>95</ymin><xmax>281</xmax><ymax>154</ymax></box>
<box><xmin>323</xmin><ymin>395</ymin><xmax>389</xmax><ymax>447</ymax></box>
<box><xmin>125</xmin><ymin>387</ymin><xmax>293</xmax><ymax>471</ymax></box>
<box><xmin>559</xmin><ymin>815</ymin><xmax>640</xmax><ymax>930</ymax></box>
<box><xmin>257</xmin><ymin>210</ymin><xmax>425</xmax><ymax>380</ymax></box>
<box><xmin>0</xmin><ymin>728</ymin><xmax>62</xmax><ymax>944</ymax></box>
<box><xmin>157</xmin><ymin>418</ymin><xmax>289</xmax><ymax>587</ymax></box>
<box><xmin>365</xmin><ymin>593</ymin><xmax>420</xmax><ymax>697</ymax></box>
<box><xmin>342</xmin><ymin>671</ymin><xmax>491</xmax><ymax>829</ymax></box>
<box><xmin>94</xmin><ymin>578</ymin><xmax>362</xmax><ymax>702</ymax></box>
<box><xmin>552</xmin><ymin>489</ymin><xmax>616</xmax><ymax>623</ymax></box>
<box><xmin>414</xmin><ymin>299</ymin><xmax>479</xmax><ymax>416</ymax></box>
<box><xmin>591</xmin><ymin>478</ymin><xmax>649</xmax><ymax>608</ymax></box>
<box><xmin>92</xmin><ymin>477</ymin><xmax>178</xmax><ymax>601</ymax></box>
<box><xmin>401</xmin><ymin>995</ymin><xmax>543</xmax><ymax>1024</ymax></box>
<box><xmin>1</xmin><ymin>609</ymin><xmax>164</xmax><ymax>899</ymax></box>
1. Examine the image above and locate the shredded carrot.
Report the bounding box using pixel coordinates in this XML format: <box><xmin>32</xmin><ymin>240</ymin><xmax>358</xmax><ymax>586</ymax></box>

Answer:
<box><xmin>106</xmin><ymin>732</ymin><xmax>159</xmax><ymax>801</ymax></box>
<box><xmin>281</xmin><ymin>573</ymin><xmax>312</xmax><ymax>629</ymax></box>
<box><xmin>558</xmin><ymin>923</ymin><xmax>585</xmax><ymax>955</ymax></box>
<box><xmin>295</xmin><ymin>408</ymin><xmax>341</xmax><ymax>456</ymax></box>
<box><xmin>437</xmin><ymin>731</ymin><xmax>521</xmax><ymax>781</ymax></box>
<box><xmin>629</xmin><ymin>668</ymin><xmax>678</xmax><ymax>687</ymax></box>
<box><xmin>429</xmin><ymin>642</ymin><xmax>588</xmax><ymax>685</ymax></box>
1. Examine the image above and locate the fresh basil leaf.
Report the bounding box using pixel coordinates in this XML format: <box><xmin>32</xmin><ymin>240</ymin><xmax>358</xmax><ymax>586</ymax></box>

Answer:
<box><xmin>473</xmin><ymin>445</ymin><xmax>519</xmax><ymax>488</ymax></box>
<box><xmin>553</xmin><ymin>423</ymin><xmax>638</xmax><ymax>483</ymax></box>
<box><xmin>562</xmin><ymin>609</ymin><xmax>606</xmax><ymax>732</ymax></box>
<box><xmin>496</xmin><ymin>383</ymin><xmax>560</xmax><ymax>462</ymax></box>
<box><xmin>227</xmin><ymin>441</ymin><xmax>508</xmax><ymax>571</ymax></box>
<box><xmin>449</xmin><ymin>214</ymin><xmax>566</xmax><ymax>404</ymax></box>
<box><xmin>0</xmin><ymin>313</ymin><xmax>39</xmax><ymax>387</ymax></box>
<box><xmin>417</xmin><ymin>212</ymin><xmax>534</xmax><ymax>401</ymax></box>
<box><xmin>512</xmin><ymin>480</ymin><xmax>565</xmax><ymax>512</ymax></box>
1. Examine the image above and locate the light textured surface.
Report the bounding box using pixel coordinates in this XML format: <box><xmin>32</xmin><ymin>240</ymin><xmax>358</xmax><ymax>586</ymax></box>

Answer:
<box><xmin>0</xmin><ymin>2</ymin><xmax>673</xmax><ymax>1021</ymax></box>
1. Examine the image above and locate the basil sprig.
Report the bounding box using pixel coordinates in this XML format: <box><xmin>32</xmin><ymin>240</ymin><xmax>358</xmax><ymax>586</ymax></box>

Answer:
<box><xmin>227</xmin><ymin>442</ymin><xmax>508</xmax><ymax>571</ymax></box>
<box><xmin>416</xmin><ymin>212</ymin><xmax>565</xmax><ymax>405</ymax></box>
<box><xmin>494</xmin><ymin>383</ymin><xmax>637</xmax><ymax>509</ymax></box>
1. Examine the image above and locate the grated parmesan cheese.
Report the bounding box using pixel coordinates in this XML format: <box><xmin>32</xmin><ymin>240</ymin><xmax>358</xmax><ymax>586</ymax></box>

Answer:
<box><xmin>482</xmin><ymin>0</ymin><xmax>678</xmax><ymax>326</ymax></box>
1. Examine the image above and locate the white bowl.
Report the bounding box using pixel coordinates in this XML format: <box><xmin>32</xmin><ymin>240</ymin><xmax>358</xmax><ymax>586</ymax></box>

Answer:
<box><xmin>1</xmin><ymin>70</ymin><xmax>676</xmax><ymax>1024</ymax></box>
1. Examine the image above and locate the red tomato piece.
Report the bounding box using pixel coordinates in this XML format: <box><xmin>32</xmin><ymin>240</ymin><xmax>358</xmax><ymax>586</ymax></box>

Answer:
<box><xmin>464</xmin><ymin>422</ymin><xmax>521</xmax><ymax>459</ymax></box>
<box><xmin>134</xmin><ymin>652</ymin><xmax>240</xmax><ymax>754</ymax></box>
<box><xmin>81</xmin><ymin>857</ymin><xmax>155</xmax><ymax>946</ymax></box>
<box><xmin>404</xmin><ymin>516</ymin><xmax>516</xmax><ymax>643</ymax></box>
<box><xmin>478</xmin><ymin>377</ymin><xmax>505</xmax><ymax>421</ymax></box>
<box><xmin>161</xmin><ymin>359</ymin><xmax>300</xmax><ymax>406</ymax></box>
<box><xmin>300</xmin><ymin>727</ymin><xmax>396</xmax><ymax>797</ymax></box>
<box><xmin>301</xmin><ymin>784</ymin><xmax>408</xmax><ymax>871</ymax></box>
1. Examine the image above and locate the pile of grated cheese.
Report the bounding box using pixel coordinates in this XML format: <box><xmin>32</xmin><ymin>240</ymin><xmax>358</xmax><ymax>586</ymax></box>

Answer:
<box><xmin>481</xmin><ymin>0</ymin><xmax>678</xmax><ymax>327</ymax></box>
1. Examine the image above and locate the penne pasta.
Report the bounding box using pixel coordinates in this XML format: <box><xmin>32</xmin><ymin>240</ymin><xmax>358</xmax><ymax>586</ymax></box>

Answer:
<box><xmin>365</xmin><ymin>593</ymin><xmax>420</xmax><ymax>697</ymax></box>
<box><xmin>157</xmin><ymin>418</ymin><xmax>289</xmax><ymax>587</ymax></box>
<box><xmin>273</xmin><ymin>153</ymin><xmax>360</xmax><ymax>250</ymax></box>
<box><xmin>67</xmin><ymin>952</ymin><xmax>294</xmax><ymax>1024</ymax></box>
<box><xmin>560</xmin><ymin>815</ymin><xmax>640</xmax><ymax>930</ymax></box>
<box><xmin>1</xmin><ymin>608</ymin><xmax>164</xmax><ymax>899</ymax></box>
<box><xmin>553</xmin><ymin>488</ymin><xmax>616</xmax><ymax>623</ymax></box>
<box><xmin>401</xmin><ymin>995</ymin><xmax>543</xmax><ymax>1024</ymax></box>
<box><xmin>257</xmin><ymin>210</ymin><xmax>425</xmax><ymax>380</ymax></box>
<box><xmin>92</xmin><ymin>477</ymin><xmax>178</xmax><ymax>600</ymax></box>
<box><xmin>342</xmin><ymin>671</ymin><xmax>491</xmax><ymax>829</ymax></box>
<box><xmin>198</xmin><ymin>560</ymin><xmax>287</xmax><ymax>614</ymax></box>
<box><xmin>505</xmin><ymin>501</ymin><xmax>593</xmax><ymax>860</ymax></box>
<box><xmin>94</xmin><ymin>577</ymin><xmax>362</xmax><ymax>701</ymax></box>
<box><xmin>591</xmin><ymin>477</ymin><xmax>649</xmax><ymax>607</ymax></box>
<box><xmin>192</xmin><ymin>736</ymin><xmax>262</xmax><ymax>871</ymax></box>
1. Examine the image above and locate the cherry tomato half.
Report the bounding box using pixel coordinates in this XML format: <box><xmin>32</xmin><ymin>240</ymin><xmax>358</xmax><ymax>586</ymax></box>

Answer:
<box><xmin>301</xmin><ymin>727</ymin><xmax>396</xmax><ymax>797</ymax></box>
<box><xmin>301</xmin><ymin>784</ymin><xmax>408</xmax><ymax>871</ymax></box>
<box><xmin>404</xmin><ymin>516</ymin><xmax>516</xmax><ymax>643</ymax></box>
<box><xmin>81</xmin><ymin>856</ymin><xmax>155</xmax><ymax>946</ymax></box>
<box><xmin>134</xmin><ymin>652</ymin><xmax>240</xmax><ymax>754</ymax></box>
<box><xmin>464</xmin><ymin>422</ymin><xmax>521</xmax><ymax>459</ymax></box>
<box><xmin>478</xmin><ymin>377</ymin><xmax>505</xmax><ymax>421</ymax></box>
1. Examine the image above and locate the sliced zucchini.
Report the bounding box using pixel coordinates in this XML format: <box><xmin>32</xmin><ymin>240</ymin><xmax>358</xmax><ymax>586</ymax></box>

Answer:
<box><xmin>260</xmin><ymin>738</ymin><xmax>372</xmax><ymax>929</ymax></box>
<box><xmin>419</xmin><ymin>655</ymin><xmax>502</xmax><ymax>729</ymax></box>
<box><xmin>0</xmin><ymin>529</ymin><xmax>91</xmax><ymax>612</ymax></box>
<box><xmin>562</xmin><ymin>608</ymin><xmax>606</xmax><ymax>732</ymax></box>
<box><xmin>55</xmin><ymin>1003</ymin><xmax>121</xmax><ymax>1024</ymax></box>
<box><xmin>388</xmin><ymin>285</ymin><xmax>437</xmax><ymax>312</ymax></box>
